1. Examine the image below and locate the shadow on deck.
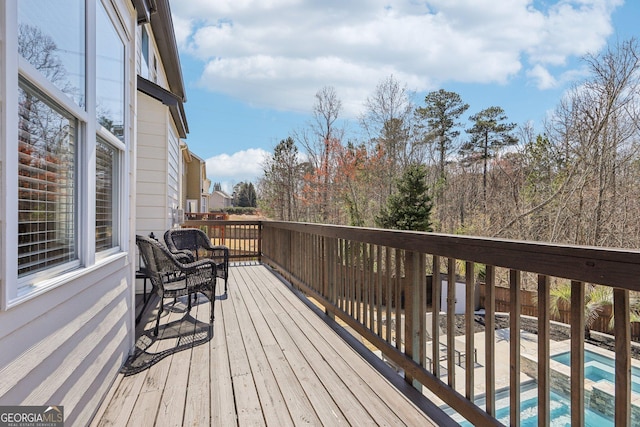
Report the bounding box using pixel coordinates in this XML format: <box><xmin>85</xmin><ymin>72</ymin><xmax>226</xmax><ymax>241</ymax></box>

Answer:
<box><xmin>91</xmin><ymin>264</ymin><xmax>452</xmax><ymax>426</ymax></box>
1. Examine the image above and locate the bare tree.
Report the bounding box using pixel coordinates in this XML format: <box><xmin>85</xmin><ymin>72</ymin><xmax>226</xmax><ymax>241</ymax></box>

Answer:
<box><xmin>296</xmin><ymin>86</ymin><xmax>344</xmax><ymax>223</ymax></box>
<box><xmin>546</xmin><ymin>38</ymin><xmax>640</xmax><ymax>246</ymax></box>
<box><xmin>259</xmin><ymin>137</ymin><xmax>305</xmax><ymax>221</ymax></box>
<box><xmin>360</xmin><ymin>75</ymin><xmax>417</xmax><ymax>208</ymax></box>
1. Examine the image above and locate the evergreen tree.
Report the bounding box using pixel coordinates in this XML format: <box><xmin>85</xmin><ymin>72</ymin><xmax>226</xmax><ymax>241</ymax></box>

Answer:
<box><xmin>415</xmin><ymin>89</ymin><xmax>469</xmax><ymax>181</ymax></box>
<box><xmin>376</xmin><ymin>164</ymin><xmax>433</xmax><ymax>231</ymax></box>
<box><xmin>233</xmin><ymin>181</ymin><xmax>258</xmax><ymax>207</ymax></box>
<box><xmin>461</xmin><ymin>106</ymin><xmax>517</xmax><ymax>205</ymax></box>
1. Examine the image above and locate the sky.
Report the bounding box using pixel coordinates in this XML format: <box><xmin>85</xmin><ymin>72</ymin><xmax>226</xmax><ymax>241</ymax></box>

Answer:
<box><xmin>168</xmin><ymin>0</ymin><xmax>639</xmax><ymax>194</ymax></box>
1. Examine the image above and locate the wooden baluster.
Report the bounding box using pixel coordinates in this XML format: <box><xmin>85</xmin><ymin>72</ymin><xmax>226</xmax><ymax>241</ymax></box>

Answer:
<box><xmin>447</xmin><ymin>257</ymin><xmax>456</xmax><ymax>389</ymax></box>
<box><xmin>465</xmin><ymin>261</ymin><xmax>475</xmax><ymax>401</ymax></box>
<box><xmin>484</xmin><ymin>265</ymin><xmax>495</xmax><ymax>417</ymax></box>
<box><xmin>537</xmin><ymin>275</ymin><xmax>550</xmax><ymax>427</ymax></box>
<box><xmin>570</xmin><ymin>280</ymin><xmax>584</xmax><ymax>427</ymax></box>
<box><xmin>510</xmin><ymin>269</ymin><xmax>521</xmax><ymax>427</ymax></box>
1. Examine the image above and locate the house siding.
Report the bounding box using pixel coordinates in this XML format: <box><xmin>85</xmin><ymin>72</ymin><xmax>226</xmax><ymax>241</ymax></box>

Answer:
<box><xmin>136</xmin><ymin>91</ymin><xmax>171</xmax><ymax>237</ymax></box>
<box><xmin>0</xmin><ymin>260</ymin><xmax>133</xmax><ymax>426</ymax></box>
<box><xmin>167</xmin><ymin>125</ymin><xmax>180</xmax><ymax>224</ymax></box>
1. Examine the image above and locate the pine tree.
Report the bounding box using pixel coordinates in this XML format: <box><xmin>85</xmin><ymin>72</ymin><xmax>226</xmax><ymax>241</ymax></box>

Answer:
<box><xmin>376</xmin><ymin>164</ymin><xmax>433</xmax><ymax>231</ymax></box>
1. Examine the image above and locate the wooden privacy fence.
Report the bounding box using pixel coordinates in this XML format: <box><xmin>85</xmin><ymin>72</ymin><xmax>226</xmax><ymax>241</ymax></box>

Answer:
<box><xmin>260</xmin><ymin>221</ymin><xmax>640</xmax><ymax>427</ymax></box>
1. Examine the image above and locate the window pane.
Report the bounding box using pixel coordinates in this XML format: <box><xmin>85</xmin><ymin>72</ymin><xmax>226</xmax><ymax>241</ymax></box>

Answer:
<box><xmin>18</xmin><ymin>83</ymin><xmax>77</xmax><ymax>277</ymax></box>
<box><xmin>141</xmin><ymin>26</ymin><xmax>149</xmax><ymax>79</ymax></box>
<box><xmin>96</xmin><ymin>2</ymin><xmax>125</xmax><ymax>140</ymax></box>
<box><xmin>18</xmin><ymin>0</ymin><xmax>86</xmax><ymax>108</ymax></box>
<box><xmin>96</xmin><ymin>138</ymin><xmax>117</xmax><ymax>252</ymax></box>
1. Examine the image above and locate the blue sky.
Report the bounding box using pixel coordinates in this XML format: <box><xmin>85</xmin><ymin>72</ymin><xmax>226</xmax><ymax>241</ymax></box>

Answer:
<box><xmin>169</xmin><ymin>0</ymin><xmax>638</xmax><ymax>194</ymax></box>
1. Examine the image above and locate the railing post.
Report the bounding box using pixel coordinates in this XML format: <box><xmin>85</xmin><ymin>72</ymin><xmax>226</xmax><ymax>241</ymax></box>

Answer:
<box><xmin>614</xmin><ymin>288</ymin><xmax>631</xmax><ymax>427</ymax></box>
<box><xmin>404</xmin><ymin>251</ymin><xmax>423</xmax><ymax>392</ymax></box>
<box><xmin>570</xmin><ymin>280</ymin><xmax>585</xmax><ymax>427</ymax></box>
<box><xmin>258</xmin><ymin>221</ymin><xmax>263</xmax><ymax>263</ymax></box>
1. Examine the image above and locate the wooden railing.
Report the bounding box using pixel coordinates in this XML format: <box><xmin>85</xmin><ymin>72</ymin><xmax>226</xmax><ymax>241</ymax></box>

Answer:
<box><xmin>182</xmin><ymin>220</ymin><xmax>261</xmax><ymax>262</ymax></box>
<box><xmin>260</xmin><ymin>221</ymin><xmax>640</xmax><ymax>427</ymax></box>
<box><xmin>181</xmin><ymin>219</ymin><xmax>640</xmax><ymax>426</ymax></box>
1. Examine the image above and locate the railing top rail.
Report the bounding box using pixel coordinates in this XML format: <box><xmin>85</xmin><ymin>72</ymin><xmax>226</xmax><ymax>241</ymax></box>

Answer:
<box><xmin>182</xmin><ymin>220</ymin><xmax>263</xmax><ymax>226</ymax></box>
<box><xmin>262</xmin><ymin>220</ymin><xmax>640</xmax><ymax>291</ymax></box>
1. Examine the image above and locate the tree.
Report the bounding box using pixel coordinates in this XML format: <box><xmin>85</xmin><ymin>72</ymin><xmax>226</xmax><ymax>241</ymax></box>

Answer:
<box><xmin>545</xmin><ymin>38</ymin><xmax>640</xmax><ymax>246</ymax></box>
<box><xmin>376</xmin><ymin>164</ymin><xmax>433</xmax><ymax>232</ymax></box>
<box><xmin>360</xmin><ymin>75</ymin><xmax>417</xmax><ymax>205</ymax></box>
<box><xmin>259</xmin><ymin>137</ymin><xmax>304</xmax><ymax>220</ymax></box>
<box><xmin>461</xmin><ymin>106</ymin><xmax>517</xmax><ymax>206</ymax></box>
<box><xmin>296</xmin><ymin>86</ymin><xmax>344</xmax><ymax>223</ymax></box>
<box><xmin>415</xmin><ymin>89</ymin><xmax>469</xmax><ymax>181</ymax></box>
<box><xmin>233</xmin><ymin>182</ymin><xmax>257</xmax><ymax>208</ymax></box>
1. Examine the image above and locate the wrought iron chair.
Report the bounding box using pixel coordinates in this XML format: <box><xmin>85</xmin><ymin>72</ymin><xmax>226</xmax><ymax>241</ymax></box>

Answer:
<box><xmin>164</xmin><ymin>228</ymin><xmax>230</xmax><ymax>293</ymax></box>
<box><xmin>136</xmin><ymin>235</ymin><xmax>217</xmax><ymax>336</ymax></box>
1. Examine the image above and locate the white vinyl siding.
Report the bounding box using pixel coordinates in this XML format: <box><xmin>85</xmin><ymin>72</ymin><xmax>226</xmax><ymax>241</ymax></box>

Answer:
<box><xmin>167</xmin><ymin>125</ymin><xmax>179</xmax><ymax>222</ymax></box>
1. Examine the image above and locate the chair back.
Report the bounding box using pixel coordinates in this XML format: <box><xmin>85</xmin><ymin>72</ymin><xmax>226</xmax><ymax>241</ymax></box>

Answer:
<box><xmin>136</xmin><ymin>235</ymin><xmax>181</xmax><ymax>290</ymax></box>
<box><xmin>165</xmin><ymin>228</ymin><xmax>211</xmax><ymax>256</ymax></box>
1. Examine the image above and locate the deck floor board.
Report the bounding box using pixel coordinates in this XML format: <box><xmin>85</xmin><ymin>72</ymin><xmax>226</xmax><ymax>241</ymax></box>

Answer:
<box><xmin>92</xmin><ymin>264</ymin><xmax>438</xmax><ymax>426</ymax></box>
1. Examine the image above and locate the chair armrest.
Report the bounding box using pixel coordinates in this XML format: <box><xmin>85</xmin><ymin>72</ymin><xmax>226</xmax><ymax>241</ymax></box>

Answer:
<box><xmin>173</xmin><ymin>249</ymin><xmax>195</xmax><ymax>263</ymax></box>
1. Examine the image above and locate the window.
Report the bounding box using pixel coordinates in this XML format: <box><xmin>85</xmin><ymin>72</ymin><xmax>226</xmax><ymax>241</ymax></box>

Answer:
<box><xmin>17</xmin><ymin>0</ymin><xmax>86</xmax><ymax>108</ymax></box>
<box><xmin>17</xmin><ymin>82</ymin><xmax>78</xmax><ymax>277</ymax></box>
<box><xmin>95</xmin><ymin>0</ymin><xmax>125</xmax><ymax>254</ymax></box>
<box><xmin>96</xmin><ymin>137</ymin><xmax>118</xmax><ymax>252</ymax></box>
<box><xmin>96</xmin><ymin>0</ymin><xmax>125</xmax><ymax>140</ymax></box>
<box><xmin>4</xmin><ymin>0</ymin><xmax>129</xmax><ymax>298</ymax></box>
<box><xmin>141</xmin><ymin>26</ymin><xmax>149</xmax><ymax>78</ymax></box>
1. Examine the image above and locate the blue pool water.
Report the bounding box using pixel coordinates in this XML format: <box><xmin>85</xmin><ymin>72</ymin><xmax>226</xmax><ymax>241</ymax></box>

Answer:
<box><xmin>552</xmin><ymin>349</ymin><xmax>640</xmax><ymax>394</ymax></box>
<box><xmin>455</xmin><ymin>384</ymin><xmax>613</xmax><ymax>427</ymax></box>
<box><xmin>450</xmin><ymin>349</ymin><xmax>638</xmax><ymax>425</ymax></box>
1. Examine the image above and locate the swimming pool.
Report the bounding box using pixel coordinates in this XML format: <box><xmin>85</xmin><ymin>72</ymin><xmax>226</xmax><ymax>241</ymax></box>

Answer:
<box><xmin>552</xmin><ymin>349</ymin><xmax>640</xmax><ymax>394</ymax></box>
<box><xmin>447</xmin><ymin>349</ymin><xmax>637</xmax><ymax>425</ymax></box>
<box><xmin>450</xmin><ymin>382</ymin><xmax>613</xmax><ymax>426</ymax></box>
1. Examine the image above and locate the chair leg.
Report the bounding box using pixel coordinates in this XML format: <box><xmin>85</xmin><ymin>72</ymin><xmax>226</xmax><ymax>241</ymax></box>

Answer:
<box><xmin>153</xmin><ymin>304</ymin><xmax>162</xmax><ymax>336</ymax></box>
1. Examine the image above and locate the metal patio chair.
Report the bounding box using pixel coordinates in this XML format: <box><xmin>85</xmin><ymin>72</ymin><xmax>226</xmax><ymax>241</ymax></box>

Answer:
<box><xmin>136</xmin><ymin>235</ymin><xmax>217</xmax><ymax>336</ymax></box>
<box><xmin>164</xmin><ymin>228</ymin><xmax>230</xmax><ymax>293</ymax></box>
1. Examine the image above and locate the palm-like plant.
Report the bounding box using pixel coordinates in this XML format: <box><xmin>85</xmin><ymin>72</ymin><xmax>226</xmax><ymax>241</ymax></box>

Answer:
<box><xmin>550</xmin><ymin>283</ymin><xmax>612</xmax><ymax>339</ymax></box>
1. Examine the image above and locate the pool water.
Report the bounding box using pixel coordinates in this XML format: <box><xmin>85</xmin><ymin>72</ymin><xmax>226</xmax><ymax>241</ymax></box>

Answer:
<box><xmin>449</xmin><ymin>349</ymin><xmax>636</xmax><ymax>425</ymax></box>
<box><xmin>488</xmin><ymin>390</ymin><xmax>612</xmax><ymax>427</ymax></box>
<box><xmin>452</xmin><ymin>382</ymin><xmax>613</xmax><ymax>427</ymax></box>
<box><xmin>552</xmin><ymin>349</ymin><xmax>640</xmax><ymax>394</ymax></box>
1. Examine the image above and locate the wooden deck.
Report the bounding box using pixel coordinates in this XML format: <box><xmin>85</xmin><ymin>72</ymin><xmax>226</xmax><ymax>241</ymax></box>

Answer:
<box><xmin>91</xmin><ymin>264</ymin><xmax>445</xmax><ymax>426</ymax></box>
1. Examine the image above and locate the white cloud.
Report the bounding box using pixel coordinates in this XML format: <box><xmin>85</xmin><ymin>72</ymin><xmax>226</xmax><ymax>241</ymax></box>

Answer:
<box><xmin>205</xmin><ymin>148</ymin><xmax>269</xmax><ymax>184</ymax></box>
<box><xmin>527</xmin><ymin>64</ymin><xmax>557</xmax><ymax>90</ymax></box>
<box><xmin>170</xmin><ymin>0</ymin><xmax>622</xmax><ymax>116</ymax></box>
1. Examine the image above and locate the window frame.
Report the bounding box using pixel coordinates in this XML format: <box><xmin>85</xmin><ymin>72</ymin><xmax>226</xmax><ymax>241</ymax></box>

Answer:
<box><xmin>1</xmin><ymin>0</ymin><xmax>131</xmax><ymax>309</ymax></box>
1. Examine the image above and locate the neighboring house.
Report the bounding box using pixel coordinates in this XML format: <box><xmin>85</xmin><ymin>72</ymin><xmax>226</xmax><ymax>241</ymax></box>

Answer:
<box><xmin>210</xmin><ymin>190</ymin><xmax>234</xmax><ymax>211</ymax></box>
<box><xmin>135</xmin><ymin>0</ymin><xmax>188</xmax><ymax>238</ymax></box>
<box><xmin>181</xmin><ymin>144</ymin><xmax>211</xmax><ymax>214</ymax></box>
<box><xmin>0</xmin><ymin>0</ymin><xmax>185</xmax><ymax>425</ymax></box>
